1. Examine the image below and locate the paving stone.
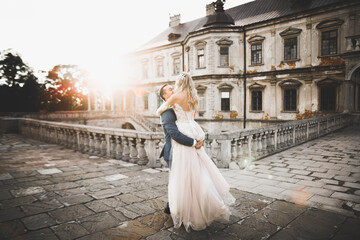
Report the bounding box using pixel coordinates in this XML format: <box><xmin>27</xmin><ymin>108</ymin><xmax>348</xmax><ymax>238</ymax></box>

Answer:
<box><xmin>0</xmin><ymin>207</ymin><xmax>25</xmax><ymax>222</ymax></box>
<box><xmin>142</xmin><ymin>168</ymin><xmax>161</xmax><ymax>173</ymax></box>
<box><xmin>0</xmin><ymin>173</ymin><xmax>13</xmax><ymax>180</ymax></box>
<box><xmin>0</xmin><ymin>219</ymin><xmax>27</xmax><ymax>239</ymax></box>
<box><xmin>37</xmin><ymin>168</ymin><xmax>63</xmax><ymax>175</ymax></box>
<box><xmin>331</xmin><ymin>192</ymin><xmax>360</xmax><ymax>203</ymax></box>
<box><xmin>304</xmin><ymin>187</ymin><xmax>334</xmax><ymax>197</ymax></box>
<box><xmin>58</xmin><ymin>194</ymin><xmax>93</xmax><ymax>206</ymax></box>
<box><xmin>21</xmin><ymin>199</ymin><xmax>63</xmax><ymax>215</ymax></box>
<box><xmin>49</xmin><ymin>204</ymin><xmax>94</xmax><ymax>223</ymax></box>
<box><xmin>311</xmin><ymin>172</ymin><xmax>336</xmax><ymax>179</ymax></box>
<box><xmin>323</xmin><ymin>184</ymin><xmax>349</xmax><ymax>192</ymax></box>
<box><xmin>334</xmin><ymin>176</ymin><xmax>359</xmax><ymax>182</ymax></box>
<box><xmin>20</xmin><ymin>228</ymin><xmax>59</xmax><ymax>240</ymax></box>
<box><xmin>1</xmin><ymin>195</ymin><xmax>37</xmax><ymax>208</ymax></box>
<box><xmin>103</xmin><ymin>220</ymin><xmax>157</xmax><ymax>240</ymax></box>
<box><xmin>43</xmin><ymin>182</ymin><xmax>80</xmax><ymax>191</ymax></box>
<box><xmin>270</xmin><ymin>208</ymin><xmax>346</xmax><ymax>240</ymax></box>
<box><xmin>52</xmin><ymin>222</ymin><xmax>89</xmax><ymax>240</ymax></box>
<box><xmin>77</xmin><ymin>232</ymin><xmax>110</xmax><ymax>240</ymax></box>
<box><xmin>101</xmin><ymin>173</ymin><xmax>128</xmax><ymax>181</ymax></box>
<box><xmin>306</xmin><ymin>167</ymin><xmax>327</xmax><ymax>173</ymax></box>
<box><xmin>297</xmin><ymin>180</ymin><xmax>324</xmax><ymax>188</ymax></box>
<box><xmin>114</xmin><ymin>206</ymin><xmax>141</xmax><ymax>219</ymax></box>
<box><xmin>332</xmin><ymin>217</ymin><xmax>360</xmax><ymax>240</ymax></box>
<box><xmin>85</xmin><ymin>200</ymin><xmax>113</xmax><ymax>212</ymax></box>
<box><xmin>21</xmin><ymin>213</ymin><xmax>56</xmax><ymax>230</ymax></box>
<box><xmin>125</xmin><ymin>202</ymin><xmax>156</xmax><ymax>216</ymax></box>
<box><xmin>88</xmin><ymin>188</ymin><xmax>121</xmax><ymax>199</ymax></box>
<box><xmin>10</xmin><ymin>186</ymin><xmax>45</xmax><ymax>197</ymax></box>
<box><xmin>134</xmin><ymin>189</ymin><xmax>165</xmax><ymax>200</ymax></box>
<box><xmin>138</xmin><ymin>211</ymin><xmax>173</xmax><ymax>231</ymax></box>
<box><xmin>309</xmin><ymin>195</ymin><xmax>343</xmax><ymax>207</ymax></box>
<box><xmin>80</xmin><ymin>212</ymin><xmax>119</xmax><ymax>233</ymax></box>
<box><xmin>343</xmin><ymin>182</ymin><xmax>360</xmax><ymax>189</ymax></box>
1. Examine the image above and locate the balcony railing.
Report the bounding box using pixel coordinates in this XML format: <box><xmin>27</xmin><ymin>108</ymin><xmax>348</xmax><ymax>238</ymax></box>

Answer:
<box><xmin>10</xmin><ymin>113</ymin><xmax>353</xmax><ymax>169</ymax></box>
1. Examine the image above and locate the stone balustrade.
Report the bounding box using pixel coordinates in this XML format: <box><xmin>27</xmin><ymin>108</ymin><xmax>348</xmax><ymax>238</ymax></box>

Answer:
<box><xmin>346</xmin><ymin>35</ymin><xmax>360</xmax><ymax>52</ymax></box>
<box><xmin>18</xmin><ymin>119</ymin><xmax>165</xmax><ymax>168</ymax></box>
<box><xmin>205</xmin><ymin>113</ymin><xmax>353</xmax><ymax>169</ymax></box>
<box><xmin>13</xmin><ymin>113</ymin><xmax>353</xmax><ymax>169</ymax></box>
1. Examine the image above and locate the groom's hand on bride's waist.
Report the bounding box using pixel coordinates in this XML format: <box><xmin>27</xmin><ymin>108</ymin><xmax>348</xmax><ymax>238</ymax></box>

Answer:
<box><xmin>195</xmin><ymin>140</ymin><xmax>204</xmax><ymax>149</ymax></box>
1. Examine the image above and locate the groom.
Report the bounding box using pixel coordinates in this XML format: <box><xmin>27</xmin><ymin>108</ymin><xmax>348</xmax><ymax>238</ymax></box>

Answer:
<box><xmin>159</xmin><ymin>84</ymin><xmax>203</xmax><ymax>214</ymax></box>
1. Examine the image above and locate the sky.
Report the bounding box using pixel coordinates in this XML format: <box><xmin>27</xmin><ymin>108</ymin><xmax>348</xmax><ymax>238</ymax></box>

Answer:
<box><xmin>0</xmin><ymin>0</ymin><xmax>253</xmax><ymax>87</ymax></box>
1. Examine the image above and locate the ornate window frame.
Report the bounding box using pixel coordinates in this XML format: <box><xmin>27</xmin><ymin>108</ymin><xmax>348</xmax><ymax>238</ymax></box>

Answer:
<box><xmin>248</xmin><ymin>35</ymin><xmax>265</xmax><ymax>66</ymax></box>
<box><xmin>279</xmin><ymin>27</ymin><xmax>302</xmax><ymax>62</ymax></box>
<box><xmin>171</xmin><ymin>52</ymin><xmax>181</xmax><ymax>75</ymax></box>
<box><xmin>249</xmin><ymin>82</ymin><xmax>266</xmax><ymax>112</ymax></box>
<box><xmin>316</xmin><ymin>18</ymin><xmax>344</xmax><ymax>57</ymax></box>
<box><xmin>196</xmin><ymin>85</ymin><xmax>207</xmax><ymax>116</ymax></box>
<box><xmin>216</xmin><ymin>38</ymin><xmax>233</xmax><ymax>67</ymax></box>
<box><xmin>218</xmin><ymin>83</ymin><xmax>233</xmax><ymax>112</ymax></box>
<box><xmin>316</xmin><ymin>78</ymin><xmax>340</xmax><ymax>112</ymax></box>
<box><xmin>141</xmin><ymin>59</ymin><xmax>149</xmax><ymax>79</ymax></box>
<box><xmin>155</xmin><ymin>55</ymin><xmax>164</xmax><ymax>77</ymax></box>
<box><xmin>279</xmin><ymin>79</ymin><xmax>302</xmax><ymax>113</ymax></box>
<box><xmin>195</xmin><ymin>41</ymin><xmax>207</xmax><ymax>69</ymax></box>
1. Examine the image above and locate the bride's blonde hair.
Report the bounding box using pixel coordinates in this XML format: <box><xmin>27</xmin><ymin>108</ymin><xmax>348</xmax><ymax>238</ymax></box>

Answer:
<box><xmin>175</xmin><ymin>72</ymin><xmax>198</xmax><ymax>111</ymax></box>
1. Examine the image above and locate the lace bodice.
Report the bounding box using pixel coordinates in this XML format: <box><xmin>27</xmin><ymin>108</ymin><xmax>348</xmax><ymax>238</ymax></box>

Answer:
<box><xmin>173</xmin><ymin>104</ymin><xmax>205</xmax><ymax>141</ymax></box>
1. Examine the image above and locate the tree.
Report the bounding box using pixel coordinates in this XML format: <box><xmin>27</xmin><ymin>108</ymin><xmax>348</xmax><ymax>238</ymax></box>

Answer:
<box><xmin>44</xmin><ymin>65</ymin><xmax>88</xmax><ymax>111</ymax></box>
<box><xmin>0</xmin><ymin>49</ymin><xmax>43</xmax><ymax>112</ymax></box>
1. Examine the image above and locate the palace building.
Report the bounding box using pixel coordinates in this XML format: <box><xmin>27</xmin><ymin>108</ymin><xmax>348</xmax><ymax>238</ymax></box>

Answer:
<box><xmin>126</xmin><ymin>0</ymin><xmax>360</xmax><ymax>132</ymax></box>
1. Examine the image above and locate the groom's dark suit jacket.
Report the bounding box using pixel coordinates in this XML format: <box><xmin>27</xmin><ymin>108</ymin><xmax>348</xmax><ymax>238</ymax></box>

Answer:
<box><xmin>160</xmin><ymin>108</ymin><xmax>194</xmax><ymax>168</ymax></box>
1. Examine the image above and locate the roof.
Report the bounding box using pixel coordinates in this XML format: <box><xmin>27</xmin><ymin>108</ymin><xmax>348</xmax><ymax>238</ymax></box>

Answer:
<box><xmin>137</xmin><ymin>0</ymin><xmax>355</xmax><ymax>52</ymax></box>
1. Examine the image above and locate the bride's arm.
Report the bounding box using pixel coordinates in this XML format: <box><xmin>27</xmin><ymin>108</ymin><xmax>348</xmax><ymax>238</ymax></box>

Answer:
<box><xmin>156</xmin><ymin>93</ymin><xmax>178</xmax><ymax>115</ymax></box>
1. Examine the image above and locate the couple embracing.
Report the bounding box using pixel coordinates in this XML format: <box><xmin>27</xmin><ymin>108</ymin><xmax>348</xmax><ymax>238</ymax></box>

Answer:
<box><xmin>157</xmin><ymin>72</ymin><xmax>235</xmax><ymax>232</ymax></box>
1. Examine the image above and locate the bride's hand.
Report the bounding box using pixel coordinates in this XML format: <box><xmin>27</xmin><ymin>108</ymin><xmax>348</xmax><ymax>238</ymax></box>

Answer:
<box><xmin>156</xmin><ymin>93</ymin><xmax>179</xmax><ymax>115</ymax></box>
<box><xmin>156</xmin><ymin>102</ymin><xmax>170</xmax><ymax>115</ymax></box>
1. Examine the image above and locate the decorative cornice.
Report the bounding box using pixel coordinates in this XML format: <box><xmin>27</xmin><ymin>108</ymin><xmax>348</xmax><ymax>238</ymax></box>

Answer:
<box><xmin>315</xmin><ymin>77</ymin><xmax>342</xmax><ymax>86</ymax></box>
<box><xmin>196</xmin><ymin>84</ymin><xmax>207</xmax><ymax>93</ymax></box>
<box><xmin>217</xmin><ymin>83</ymin><xmax>234</xmax><ymax>91</ymax></box>
<box><xmin>316</xmin><ymin>18</ymin><xmax>344</xmax><ymax>29</ymax></box>
<box><xmin>249</xmin><ymin>82</ymin><xmax>266</xmax><ymax>90</ymax></box>
<box><xmin>170</xmin><ymin>52</ymin><xmax>181</xmax><ymax>58</ymax></box>
<box><xmin>279</xmin><ymin>79</ymin><xmax>302</xmax><ymax>88</ymax></box>
<box><xmin>248</xmin><ymin>35</ymin><xmax>265</xmax><ymax>44</ymax></box>
<box><xmin>279</xmin><ymin>27</ymin><xmax>302</xmax><ymax>37</ymax></box>
<box><xmin>195</xmin><ymin>40</ymin><xmax>207</xmax><ymax>49</ymax></box>
<box><xmin>216</xmin><ymin>38</ymin><xmax>233</xmax><ymax>46</ymax></box>
<box><xmin>154</xmin><ymin>55</ymin><xmax>164</xmax><ymax>61</ymax></box>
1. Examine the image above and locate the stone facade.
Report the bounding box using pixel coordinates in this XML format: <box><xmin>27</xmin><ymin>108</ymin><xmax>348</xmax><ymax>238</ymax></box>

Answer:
<box><xmin>127</xmin><ymin>0</ymin><xmax>360</xmax><ymax>132</ymax></box>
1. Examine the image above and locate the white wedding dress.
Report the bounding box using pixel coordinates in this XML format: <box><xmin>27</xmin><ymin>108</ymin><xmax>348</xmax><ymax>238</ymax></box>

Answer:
<box><xmin>168</xmin><ymin>104</ymin><xmax>235</xmax><ymax>232</ymax></box>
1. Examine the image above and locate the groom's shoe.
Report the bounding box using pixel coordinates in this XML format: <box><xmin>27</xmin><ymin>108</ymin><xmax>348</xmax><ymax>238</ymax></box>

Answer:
<box><xmin>164</xmin><ymin>202</ymin><xmax>171</xmax><ymax>214</ymax></box>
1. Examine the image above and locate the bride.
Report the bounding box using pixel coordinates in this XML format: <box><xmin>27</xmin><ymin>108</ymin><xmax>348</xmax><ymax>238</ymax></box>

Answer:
<box><xmin>156</xmin><ymin>72</ymin><xmax>235</xmax><ymax>232</ymax></box>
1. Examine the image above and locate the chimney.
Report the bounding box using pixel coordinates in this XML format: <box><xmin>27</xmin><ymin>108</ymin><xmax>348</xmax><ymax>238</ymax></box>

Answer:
<box><xmin>169</xmin><ymin>14</ymin><xmax>181</xmax><ymax>27</ymax></box>
<box><xmin>206</xmin><ymin>3</ymin><xmax>215</xmax><ymax>16</ymax></box>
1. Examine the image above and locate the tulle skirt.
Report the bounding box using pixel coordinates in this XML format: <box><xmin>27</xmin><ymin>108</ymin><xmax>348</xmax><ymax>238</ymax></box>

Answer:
<box><xmin>168</xmin><ymin>142</ymin><xmax>235</xmax><ymax>232</ymax></box>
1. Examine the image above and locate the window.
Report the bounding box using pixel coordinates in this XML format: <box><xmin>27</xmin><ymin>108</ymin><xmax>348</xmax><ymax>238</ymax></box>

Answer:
<box><xmin>142</xmin><ymin>61</ymin><xmax>148</xmax><ymax>79</ymax></box>
<box><xmin>220</xmin><ymin>47</ymin><xmax>229</xmax><ymax>67</ymax></box>
<box><xmin>251</xmin><ymin>91</ymin><xmax>262</xmax><ymax>111</ymax></box>
<box><xmin>197</xmin><ymin>49</ymin><xmax>205</xmax><ymax>68</ymax></box>
<box><xmin>157</xmin><ymin>95</ymin><xmax>163</xmax><ymax>108</ymax></box>
<box><xmin>173</xmin><ymin>58</ymin><xmax>181</xmax><ymax>75</ymax></box>
<box><xmin>251</xmin><ymin>44</ymin><xmax>262</xmax><ymax>65</ymax></box>
<box><xmin>198</xmin><ymin>93</ymin><xmax>206</xmax><ymax>112</ymax></box>
<box><xmin>221</xmin><ymin>91</ymin><xmax>230</xmax><ymax>111</ymax></box>
<box><xmin>156</xmin><ymin>60</ymin><xmax>164</xmax><ymax>77</ymax></box>
<box><xmin>321</xmin><ymin>30</ymin><xmax>337</xmax><ymax>55</ymax></box>
<box><xmin>284</xmin><ymin>37</ymin><xmax>297</xmax><ymax>60</ymax></box>
<box><xmin>320</xmin><ymin>86</ymin><xmax>336</xmax><ymax>111</ymax></box>
<box><xmin>144</xmin><ymin>95</ymin><xmax>148</xmax><ymax>110</ymax></box>
<box><xmin>284</xmin><ymin>89</ymin><xmax>297</xmax><ymax>111</ymax></box>
<box><xmin>216</xmin><ymin>38</ymin><xmax>233</xmax><ymax>67</ymax></box>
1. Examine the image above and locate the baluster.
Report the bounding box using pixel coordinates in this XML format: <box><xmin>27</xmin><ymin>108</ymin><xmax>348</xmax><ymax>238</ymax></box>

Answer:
<box><xmin>115</xmin><ymin>136</ymin><xmax>123</xmax><ymax>160</ymax></box>
<box><xmin>129</xmin><ymin>138</ymin><xmax>138</xmax><ymax>163</ymax></box>
<box><xmin>262</xmin><ymin>132</ymin><xmax>267</xmax><ymax>155</ymax></box>
<box><xmin>82</xmin><ymin>132</ymin><xmax>89</xmax><ymax>153</ymax></box>
<box><xmin>154</xmin><ymin>139</ymin><xmax>163</xmax><ymax>168</ymax></box>
<box><xmin>100</xmin><ymin>134</ymin><xmax>107</xmax><ymax>157</ymax></box>
<box><xmin>211</xmin><ymin>140</ymin><xmax>219</xmax><ymax>166</ymax></box>
<box><xmin>109</xmin><ymin>136</ymin><xmax>116</xmax><ymax>158</ymax></box>
<box><xmin>122</xmin><ymin>137</ymin><xmax>130</xmax><ymax>162</ymax></box>
<box><xmin>229</xmin><ymin>139</ymin><xmax>239</xmax><ymax>169</ymax></box>
<box><xmin>205</xmin><ymin>139</ymin><xmax>212</xmax><ymax>156</ymax></box>
<box><xmin>251</xmin><ymin>134</ymin><xmax>258</xmax><ymax>159</ymax></box>
<box><xmin>137</xmin><ymin>138</ymin><xmax>148</xmax><ymax>165</ymax></box>
<box><xmin>93</xmin><ymin>133</ymin><xmax>101</xmax><ymax>156</ymax></box>
<box><xmin>257</xmin><ymin>133</ymin><xmax>263</xmax><ymax>157</ymax></box>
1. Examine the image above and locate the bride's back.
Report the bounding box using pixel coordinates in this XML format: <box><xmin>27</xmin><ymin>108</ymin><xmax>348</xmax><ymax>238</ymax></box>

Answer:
<box><xmin>173</xmin><ymin>90</ymin><xmax>192</xmax><ymax>112</ymax></box>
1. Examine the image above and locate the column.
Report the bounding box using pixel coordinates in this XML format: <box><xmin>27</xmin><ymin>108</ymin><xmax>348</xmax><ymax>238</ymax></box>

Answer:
<box><xmin>269</xmin><ymin>77</ymin><xmax>277</xmax><ymax>119</ymax></box>
<box><xmin>88</xmin><ymin>91</ymin><xmax>91</xmax><ymax>111</ymax></box>
<box><xmin>343</xmin><ymin>81</ymin><xmax>354</xmax><ymax>113</ymax></box>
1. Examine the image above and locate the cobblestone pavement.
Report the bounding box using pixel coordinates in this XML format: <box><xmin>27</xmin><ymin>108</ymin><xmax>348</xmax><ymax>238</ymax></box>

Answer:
<box><xmin>222</xmin><ymin>125</ymin><xmax>360</xmax><ymax>217</ymax></box>
<box><xmin>0</xmin><ymin>127</ymin><xmax>359</xmax><ymax>240</ymax></box>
